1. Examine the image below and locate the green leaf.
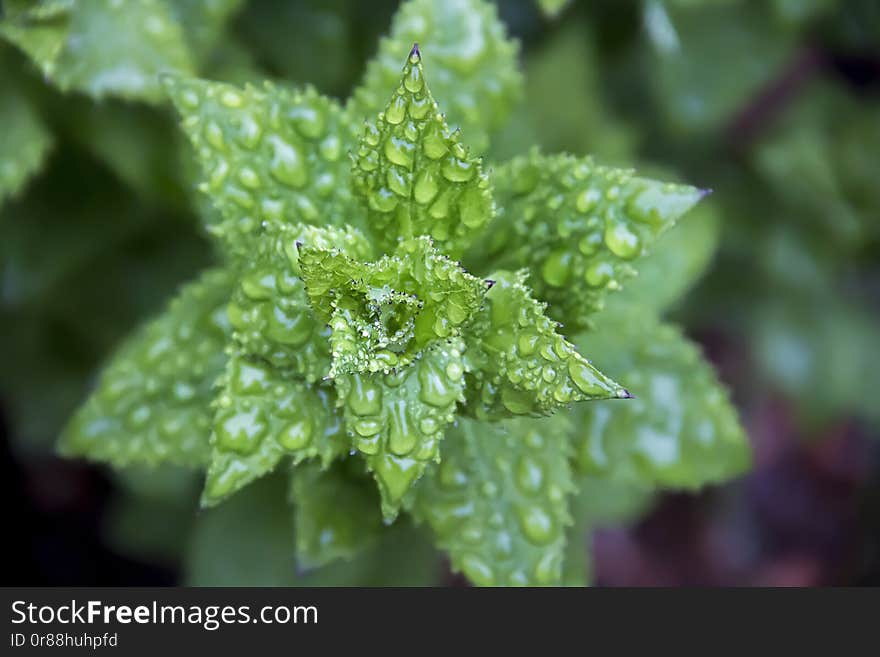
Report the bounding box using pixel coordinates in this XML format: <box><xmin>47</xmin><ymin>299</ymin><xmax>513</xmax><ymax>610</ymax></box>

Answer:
<box><xmin>348</xmin><ymin>0</ymin><xmax>522</xmax><ymax>154</ymax></box>
<box><xmin>412</xmin><ymin>415</ymin><xmax>574</xmax><ymax>586</ymax></box>
<box><xmin>0</xmin><ymin>81</ymin><xmax>52</xmax><ymax>205</ymax></box>
<box><xmin>60</xmin><ymin>268</ymin><xmax>233</xmax><ymax>468</ymax></box>
<box><xmin>290</xmin><ymin>458</ymin><xmax>383</xmax><ymax>570</ymax></box>
<box><xmin>227</xmin><ymin>223</ymin><xmax>372</xmax><ymax>381</ymax></box>
<box><xmin>474</xmin><ymin>149</ymin><xmax>705</xmax><ymax>329</ymax></box>
<box><xmin>164</xmin><ymin>76</ymin><xmax>361</xmax><ymax>257</ymax></box>
<box><xmin>299</xmin><ymin>236</ymin><xmax>486</xmax><ymax>376</ymax></box>
<box><xmin>202</xmin><ymin>354</ymin><xmax>348</xmax><ymax>506</ymax></box>
<box><xmin>464</xmin><ymin>270</ymin><xmax>629</xmax><ymax>419</ymax></box>
<box><xmin>336</xmin><ymin>338</ymin><xmax>467</xmax><ymax>520</ymax></box>
<box><xmin>571</xmin><ymin>311</ymin><xmax>750</xmax><ymax>489</ymax></box>
<box><xmin>2</xmin><ymin>0</ymin><xmax>196</xmax><ymax>102</ymax></box>
<box><xmin>351</xmin><ymin>45</ymin><xmax>494</xmax><ymax>258</ymax></box>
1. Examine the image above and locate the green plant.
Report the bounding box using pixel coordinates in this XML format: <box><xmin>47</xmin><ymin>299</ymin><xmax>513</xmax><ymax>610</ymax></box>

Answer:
<box><xmin>57</xmin><ymin>0</ymin><xmax>750</xmax><ymax>586</ymax></box>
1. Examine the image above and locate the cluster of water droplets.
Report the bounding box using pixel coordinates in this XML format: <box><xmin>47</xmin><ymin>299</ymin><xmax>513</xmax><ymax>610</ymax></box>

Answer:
<box><xmin>336</xmin><ymin>338</ymin><xmax>467</xmax><ymax>517</ymax></box>
<box><xmin>204</xmin><ymin>355</ymin><xmax>345</xmax><ymax>504</ymax></box>
<box><xmin>351</xmin><ymin>49</ymin><xmax>493</xmax><ymax>258</ymax></box>
<box><xmin>466</xmin><ymin>271</ymin><xmax>627</xmax><ymax>419</ymax></box>
<box><xmin>415</xmin><ymin>417</ymin><xmax>574</xmax><ymax>586</ymax></box>
<box><xmin>62</xmin><ymin>269</ymin><xmax>231</xmax><ymax>467</ymax></box>
<box><xmin>487</xmin><ymin>151</ymin><xmax>700</xmax><ymax>328</ymax></box>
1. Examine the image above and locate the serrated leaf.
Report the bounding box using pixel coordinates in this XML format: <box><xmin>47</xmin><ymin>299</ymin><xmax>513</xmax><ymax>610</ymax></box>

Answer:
<box><xmin>2</xmin><ymin>0</ymin><xmax>196</xmax><ymax>102</ymax></box>
<box><xmin>464</xmin><ymin>270</ymin><xmax>629</xmax><ymax>419</ymax></box>
<box><xmin>164</xmin><ymin>76</ymin><xmax>361</xmax><ymax>257</ymax></box>
<box><xmin>60</xmin><ymin>268</ymin><xmax>233</xmax><ymax>468</ymax></box>
<box><xmin>474</xmin><ymin>150</ymin><xmax>705</xmax><ymax>329</ymax></box>
<box><xmin>348</xmin><ymin>0</ymin><xmax>522</xmax><ymax>154</ymax></box>
<box><xmin>351</xmin><ymin>45</ymin><xmax>494</xmax><ymax>257</ymax></box>
<box><xmin>0</xmin><ymin>82</ymin><xmax>52</xmax><ymax>205</ymax></box>
<box><xmin>290</xmin><ymin>458</ymin><xmax>383</xmax><ymax>570</ymax></box>
<box><xmin>299</xmin><ymin>236</ymin><xmax>486</xmax><ymax>376</ymax></box>
<box><xmin>412</xmin><ymin>415</ymin><xmax>574</xmax><ymax>586</ymax></box>
<box><xmin>227</xmin><ymin>223</ymin><xmax>372</xmax><ymax>381</ymax></box>
<box><xmin>202</xmin><ymin>354</ymin><xmax>347</xmax><ymax>506</ymax></box>
<box><xmin>336</xmin><ymin>338</ymin><xmax>467</xmax><ymax>520</ymax></box>
<box><xmin>571</xmin><ymin>311</ymin><xmax>750</xmax><ymax>489</ymax></box>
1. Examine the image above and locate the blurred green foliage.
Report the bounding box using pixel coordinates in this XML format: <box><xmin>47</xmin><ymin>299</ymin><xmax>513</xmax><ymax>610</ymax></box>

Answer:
<box><xmin>2</xmin><ymin>0</ymin><xmax>878</xmax><ymax>585</ymax></box>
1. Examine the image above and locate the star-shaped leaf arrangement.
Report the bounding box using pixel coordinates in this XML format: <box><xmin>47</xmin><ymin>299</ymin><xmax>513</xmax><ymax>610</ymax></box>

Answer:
<box><xmin>61</xmin><ymin>0</ymin><xmax>749</xmax><ymax>586</ymax></box>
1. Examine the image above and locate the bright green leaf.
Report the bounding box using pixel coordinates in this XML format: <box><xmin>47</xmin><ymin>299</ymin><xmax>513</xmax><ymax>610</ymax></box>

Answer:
<box><xmin>474</xmin><ymin>149</ymin><xmax>705</xmax><ymax>329</ymax></box>
<box><xmin>299</xmin><ymin>236</ymin><xmax>486</xmax><ymax>376</ymax></box>
<box><xmin>351</xmin><ymin>45</ymin><xmax>494</xmax><ymax>258</ymax></box>
<box><xmin>412</xmin><ymin>415</ymin><xmax>574</xmax><ymax>586</ymax></box>
<box><xmin>571</xmin><ymin>311</ymin><xmax>750</xmax><ymax>489</ymax></box>
<box><xmin>335</xmin><ymin>338</ymin><xmax>467</xmax><ymax>520</ymax></box>
<box><xmin>464</xmin><ymin>270</ymin><xmax>629</xmax><ymax>420</ymax></box>
<box><xmin>348</xmin><ymin>0</ymin><xmax>522</xmax><ymax>154</ymax></box>
<box><xmin>227</xmin><ymin>222</ymin><xmax>372</xmax><ymax>381</ymax></box>
<box><xmin>60</xmin><ymin>268</ymin><xmax>233</xmax><ymax>468</ymax></box>
<box><xmin>202</xmin><ymin>354</ymin><xmax>348</xmax><ymax>506</ymax></box>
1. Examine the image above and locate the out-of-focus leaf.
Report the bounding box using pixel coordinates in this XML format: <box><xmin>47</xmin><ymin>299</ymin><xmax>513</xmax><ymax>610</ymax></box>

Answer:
<box><xmin>0</xmin><ymin>80</ymin><xmax>52</xmax><ymax>205</ymax></box>
<box><xmin>164</xmin><ymin>76</ymin><xmax>361</xmax><ymax>257</ymax></box>
<box><xmin>572</xmin><ymin>311</ymin><xmax>750</xmax><ymax>489</ymax></box>
<box><xmin>59</xmin><ymin>269</ymin><xmax>232</xmax><ymax>468</ymax></box>
<box><xmin>290</xmin><ymin>459</ymin><xmax>383</xmax><ymax>569</ymax></box>
<box><xmin>412</xmin><ymin>415</ymin><xmax>574</xmax><ymax>586</ymax></box>
<box><xmin>2</xmin><ymin>0</ymin><xmax>196</xmax><ymax>102</ymax></box>
<box><xmin>349</xmin><ymin>0</ymin><xmax>522</xmax><ymax>154</ymax></box>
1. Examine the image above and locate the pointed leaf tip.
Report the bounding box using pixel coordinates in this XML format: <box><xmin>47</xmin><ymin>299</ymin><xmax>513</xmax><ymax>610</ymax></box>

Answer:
<box><xmin>410</xmin><ymin>42</ymin><xmax>421</xmax><ymax>60</ymax></box>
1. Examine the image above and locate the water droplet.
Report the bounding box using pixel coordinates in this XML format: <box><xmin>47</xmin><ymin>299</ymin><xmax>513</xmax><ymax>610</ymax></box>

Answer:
<box><xmin>460</xmin><ymin>554</ymin><xmax>494</xmax><ymax>586</ymax></box>
<box><xmin>238</xmin><ymin>167</ymin><xmax>261</xmax><ymax>189</ymax></box>
<box><xmin>289</xmin><ymin>105</ymin><xmax>325</xmax><ymax>139</ymax></box>
<box><xmin>221</xmin><ymin>89</ymin><xmax>244</xmax><ymax>108</ymax></box>
<box><xmin>319</xmin><ymin>134</ymin><xmax>341</xmax><ymax>161</ymax></box>
<box><xmin>268</xmin><ymin>136</ymin><xmax>308</xmax><ymax>188</ymax></box>
<box><xmin>438</xmin><ymin>459</ymin><xmax>468</xmax><ymax>489</ymax></box>
<box><xmin>576</xmin><ymin>187</ymin><xmax>601</xmax><ymax>213</ymax></box>
<box><xmin>347</xmin><ymin>376</ymin><xmax>383</xmax><ymax>416</ymax></box>
<box><xmin>204</xmin><ymin>121</ymin><xmax>225</xmax><ymax>150</ymax></box>
<box><xmin>404</xmin><ymin>63</ymin><xmax>423</xmax><ymax>93</ymax></box>
<box><xmin>445</xmin><ymin>361</ymin><xmax>464</xmax><ymax>381</ymax></box>
<box><xmin>266</xmin><ymin>305</ymin><xmax>313</xmax><ymax>346</ymax></box>
<box><xmin>604</xmin><ymin>220</ymin><xmax>641</xmax><ymax>259</ymax></box>
<box><xmin>569</xmin><ymin>360</ymin><xmax>608</xmax><ymax>396</ymax></box>
<box><xmin>517</xmin><ymin>504</ymin><xmax>555</xmax><ymax>546</ymax></box>
<box><xmin>541</xmin><ymin>249</ymin><xmax>572</xmax><ymax>287</ymax></box>
<box><xmin>414</xmin><ymin>169</ymin><xmax>439</xmax><ymax>204</ymax></box>
<box><xmin>441</xmin><ymin>156</ymin><xmax>475</xmax><ymax>182</ymax></box>
<box><xmin>584</xmin><ymin>261</ymin><xmax>614</xmax><ymax>287</ymax></box>
<box><xmin>418</xmin><ymin>359</ymin><xmax>459</xmax><ymax>407</ymax></box>
<box><xmin>516</xmin><ymin>456</ymin><xmax>545</xmax><ymax>494</ymax></box>
<box><xmin>353</xmin><ymin>418</ymin><xmax>382</xmax><ymax>437</ymax></box>
<box><xmin>385</xmin><ymin>94</ymin><xmax>407</xmax><ymax>125</ymax></box>
<box><xmin>278</xmin><ymin>417</ymin><xmax>312</xmax><ymax>451</ymax></box>
<box><xmin>388</xmin><ymin>401</ymin><xmax>416</xmax><ymax>455</ymax></box>
<box><xmin>216</xmin><ymin>407</ymin><xmax>268</xmax><ymax>453</ymax></box>
<box><xmin>384</xmin><ymin>135</ymin><xmax>414</xmax><ymax>167</ymax></box>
